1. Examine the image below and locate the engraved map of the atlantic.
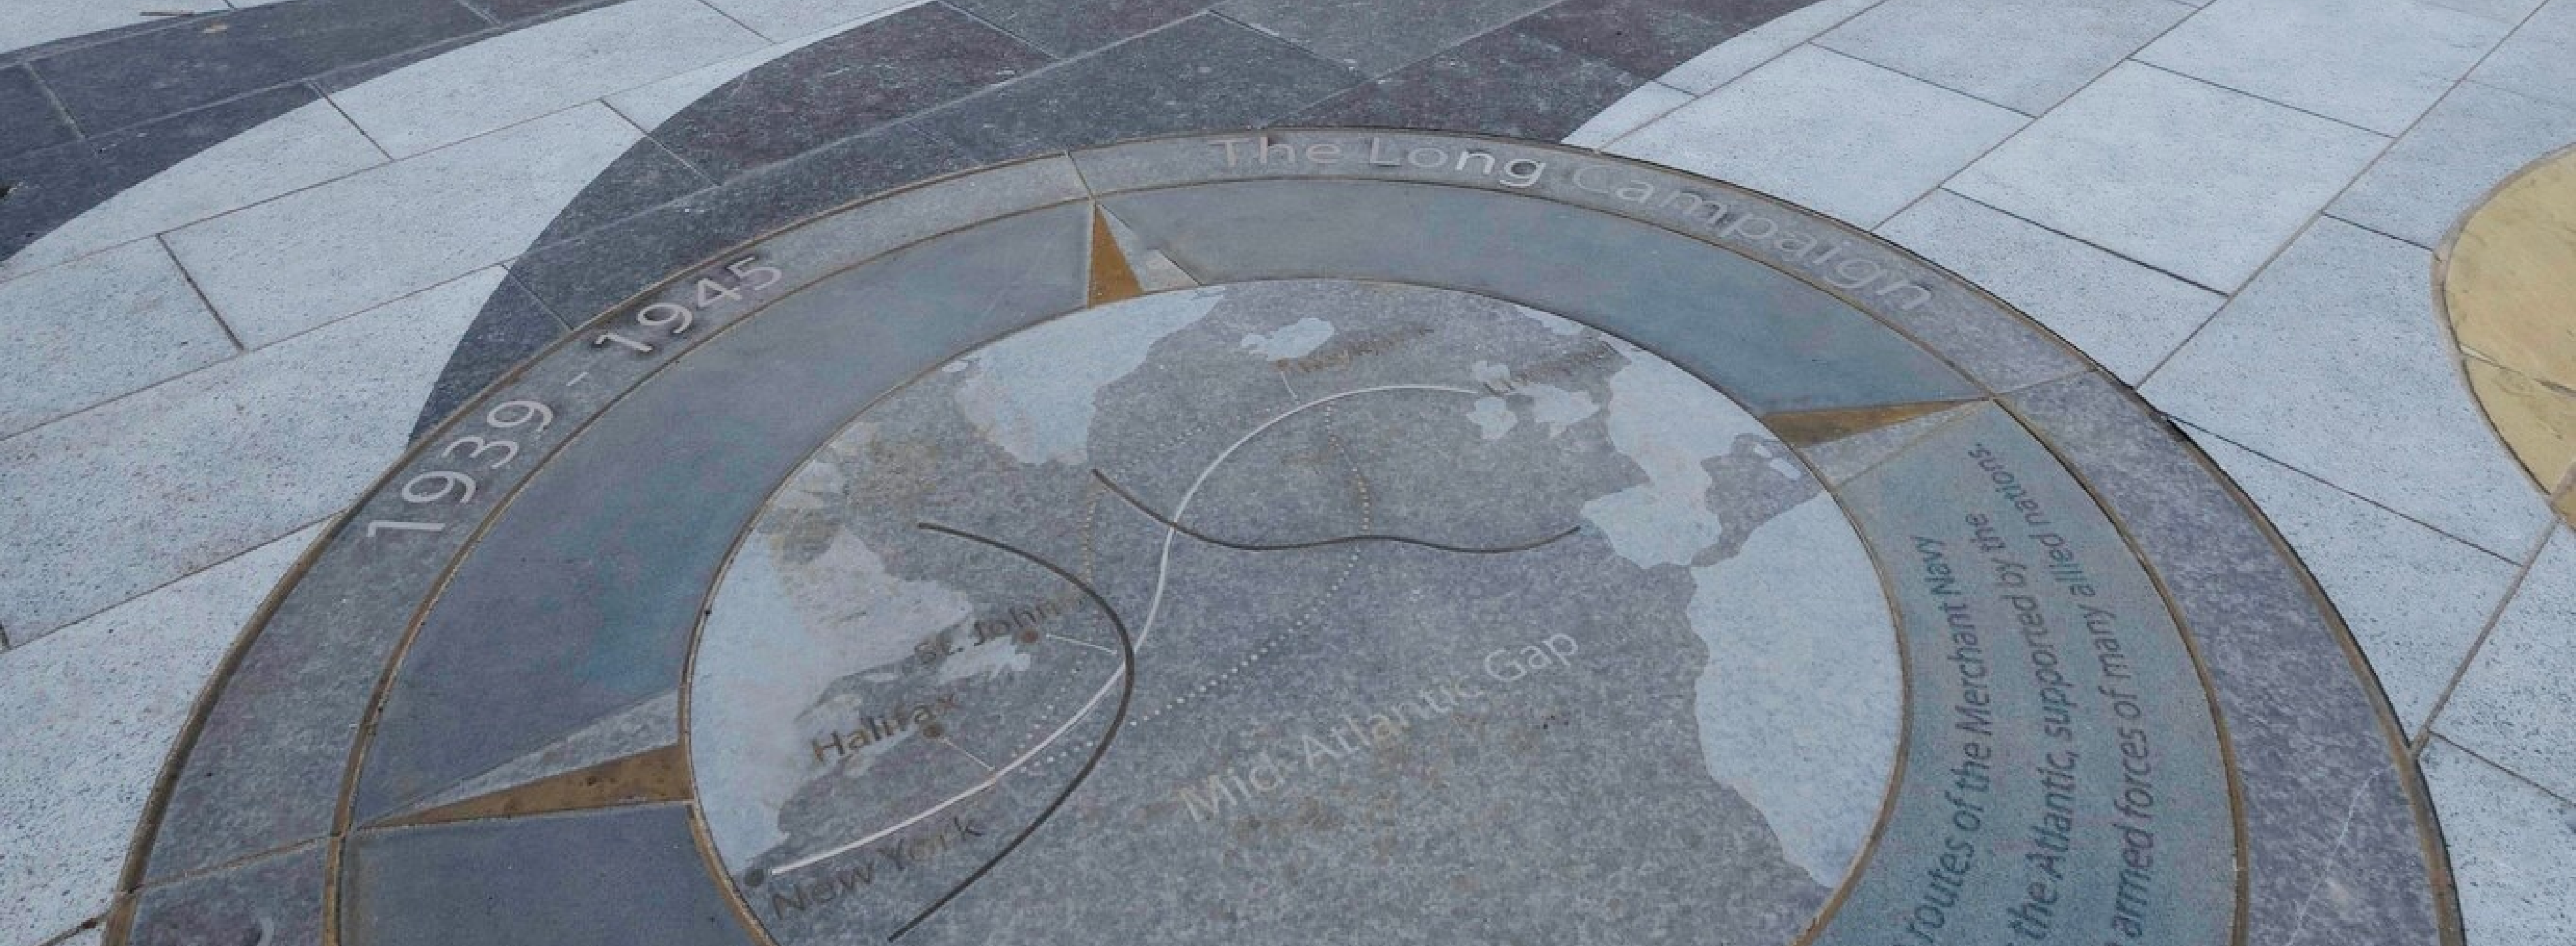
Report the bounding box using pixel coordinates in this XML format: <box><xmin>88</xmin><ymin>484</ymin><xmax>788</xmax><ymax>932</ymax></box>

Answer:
<box><xmin>689</xmin><ymin>280</ymin><xmax>1904</xmax><ymax>945</ymax></box>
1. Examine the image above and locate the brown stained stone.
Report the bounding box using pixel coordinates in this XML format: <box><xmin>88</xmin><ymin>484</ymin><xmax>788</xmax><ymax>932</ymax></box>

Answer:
<box><xmin>1086</xmin><ymin>205</ymin><xmax>1146</xmax><ymax>305</ymax></box>
<box><xmin>1755</xmin><ymin>399</ymin><xmax>1978</xmax><ymax>445</ymax></box>
<box><xmin>2443</xmin><ymin>146</ymin><xmax>2576</xmax><ymax>523</ymax></box>
<box><xmin>376</xmin><ymin>745</ymin><xmax>692</xmax><ymax>829</ymax></box>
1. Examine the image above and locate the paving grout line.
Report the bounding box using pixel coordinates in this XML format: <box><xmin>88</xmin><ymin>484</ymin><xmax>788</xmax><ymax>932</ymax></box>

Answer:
<box><xmin>2412</xmin><ymin>523</ymin><xmax>2560</xmax><ymax>750</ymax></box>
<box><xmin>154</xmin><ymin>233</ymin><xmax>246</xmax><ymax>353</ymax></box>
<box><xmin>0</xmin><ymin>264</ymin><xmax>508</xmax><ymax>456</ymax></box>
<box><xmin>0</xmin><ymin>507</ymin><xmax>338</xmax><ymax>665</ymax></box>
<box><xmin>2426</xmin><ymin>732</ymin><xmax>2576</xmax><ymax>810</ymax></box>
<box><xmin>315</xmin><ymin>81</ymin><xmax>398</xmax><ymax>163</ymax></box>
<box><xmin>1805</xmin><ymin>42</ymin><xmax>2033</xmax><ymax>119</ymax></box>
<box><xmin>2123</xmin><ymin>58</ymin><xmax>2401</xmax><ymax>140</ymax></box>
<box><xmin>26</xmin><ymin>60</ymin><xmax>86</xmax><ymax>140</ymax></box>
<box><xmin>2136</xmin><ymin>0</ymin><xmax>2545</xmax><ymax>386</ymax></box>
<box><xmin>24</xmin><ymin>916</ymin><xmax>105</xmax><ymax>946</ymax></box>
<box><xmin>2171</xmin><ymin>417</ymin><xmax>2530</xmax><ymax>563</ymax></box>
<box><xmin>1595</xmin><ymin>0</ymin><xmax>1894</xmax><ymax>153</ymax></box>
<box><xmin>689</xmin><ymin>0</ymin><xmax>777</xmax><ymax>44</ymax></box>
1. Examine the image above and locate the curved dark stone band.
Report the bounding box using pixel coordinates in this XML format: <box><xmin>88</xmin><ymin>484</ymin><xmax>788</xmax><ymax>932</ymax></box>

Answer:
<box><xmin>117</xmin><ymin>132</ymin><xmax>2456</xmax><ymax>946</ymax></box>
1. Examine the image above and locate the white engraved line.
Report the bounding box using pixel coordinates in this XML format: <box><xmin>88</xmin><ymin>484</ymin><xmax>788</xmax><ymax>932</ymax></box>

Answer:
<box><xmin>769</xmin><ymin>384</ymin><xmax>1474</xmax><ymax>875</ymax></box>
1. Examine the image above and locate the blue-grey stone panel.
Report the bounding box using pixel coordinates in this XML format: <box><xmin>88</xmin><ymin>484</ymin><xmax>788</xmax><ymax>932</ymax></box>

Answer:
<box><xmin>947</xmin><ymin>0</ymin><xmax>1210</xmax><ymax>56</ymax></box>
<box><xmin>1214</xmin><ymin>0</ymin><xmax>1556</xmax><ymax>76</ymax></box>
<box><xmin>345</xmin><ymin>804</ymin><xmax>756</xmax><ymax>946</ymax></box>
<box><xmin>127</xmin><ymin>842</ymin><xmax>328</xmax><ymax>946</ymax></box>
<box><xmin>351</xmin><ymin>203</ymin><xmax>1091</xmax><ymax>821</ymax></box>
<box><xmin>1296</xmin><ymin>24</ymin><xmax>1646</xmax><ymax>141</ymax></box>
<box><xmin>1819</xmin><ymin>403</ymin><xmax>2235</xmax><ymax>946</ymax></box>
<box><xmin>2004</xmin><ymin>372</ymin><xmax>2449</xmax><ymax>946</ymax></box>
<box><xmin>0</xmin><ymin>66</ymin><xmax>71</xmax><ymax>161</ymax></box>
<box><xmin>1101</xmin><ymin>177</ymin><xmax>1979</xmax><ymax>413</ymax></box>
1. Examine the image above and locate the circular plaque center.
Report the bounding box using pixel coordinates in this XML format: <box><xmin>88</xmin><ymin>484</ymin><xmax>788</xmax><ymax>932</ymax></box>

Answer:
<box><xmin>689</xmin><ymin>279</ymin><xmax>1902</xmax><ymax>945</ymax></box>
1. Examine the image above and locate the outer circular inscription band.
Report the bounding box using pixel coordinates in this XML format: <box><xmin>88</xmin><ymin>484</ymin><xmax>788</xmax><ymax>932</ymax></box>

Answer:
<box><xmin>113</xmin><ymin>132</ymin><xmax>2458</xmax><ymax>946</ymax></box>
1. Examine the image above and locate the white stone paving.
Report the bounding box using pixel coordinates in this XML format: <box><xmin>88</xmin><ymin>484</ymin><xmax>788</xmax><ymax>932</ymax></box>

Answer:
<box><xmin>1598</xmin><ymin>0</ymin><xmax>2576</xmax><ymax>935</ymax></box>
<box><xmin>0</xmin><ymin>523</ymin><xmax>323</xmax><ymax>946</ymax></box>
<box><xmin>0</xmin><ymin>240</ymin><xmax>235</xmax><ymax>438</ymax></box>
<box><xmin>329</xmin><ymin>0</ymin><xmax>767</xmax><ymax>158</ymax></box>
<box><xmin>0</xmin><ymin>1</ymin><xmax>225</xmax><ymax>58</ymax></box>
<box><xmin>1815</xmin><ymin>0</ymin><xmax>2194</xmax><ymax>114</ymax></box>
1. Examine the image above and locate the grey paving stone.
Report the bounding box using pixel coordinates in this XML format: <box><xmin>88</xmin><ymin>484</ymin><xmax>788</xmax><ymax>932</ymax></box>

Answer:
<box><xmin>1514</xmin><ymin>0</ymin><xmax>1808</xmax><ymax>80</ymax></box>
<box><xmin>2437</xmin><ymin>527</ymin><xmax>2576</xmax><ymax>799</ymax></box>
<box><xmin>0</xmin><ymin>97</ymin><xmax>386</xmax><ymax>282</ymax></box>
<box><xmin>2005</xmin><ymin>372</ymin><xmax>2448</xmax><ymax>946</ymax></box>
<box><xmin>0</xmin><ymin>2</ymin><xmax>223</xmax><ymax>62</ymax></box>
<box><xmin>2331</xmin><ymin>83</ymin><xmax>2576</xmax><ymax>249</ymax></box>
<box><xmin>353</xmin><ymin>206</ymin><xmax>1087</xmax><ymax>821</ymax></box>
<box><xmin>950</xmin><ymin>0</ymin><xmax>1209</xmax><ymax>56</ymax></box>
<box><xmin>700</xmin><ymin>0</ymin><xmax>920</xmax><ymax>40</ymax></box>
<box><xmin>1562</xmin><ymin>78</ymin><xmax>1691</xmax><ymax>148</ymax></box>
<box><xmin>2142</xmin><ymin>219</ymin><xmax>2552</xmax><ymax>557</ymax></box>
<box><xmin>1949</xmin><ymin>62</ymin><xmax>2386</xmax><ymax>291</ymax></box>
<box><xmin>1654</xmin><ymin>0</ymin><xmax>1881</xmax><ymax>93</ymax></box>
<box><xmin>329</xmin><ymin>0</ymin><xmax>767</xmax><ymax>158</ymax></box>
<box><xmin>2192</xmin><ymin>431</ymin><xmax>2522</xmax><ymax>732</ymax></box>
<box><xmin>345</xmin><ymin>805</ymin><xmax>755</xmax><ymax>946</ymax></box>
<box><xmin>1875</xmin><ymin>189</ymin><xmax>2224</xmax><ymax>382</ymax></box>
<box><xmin>912</xmin><ymin>15</ymin><xmax>1360</xmax><ymax>163</ymax></box>
<box><xmin>1296</xmin><ymin>24</ymin><xmax>1644</xmax><ymax>141</ymax></box>
<box><xmin>1817</xmin><ymin>0</ymin><xmax>2192</xmax><ymax>114</ymax></box>
<box><xmin>0</xmin><ymin>268</ymin><xmax>495</xmax><ymax>647</ymax></box>
<box><xmin>0</xmin><ymin>84</ymin><xmax>315</xmax><ymax>265</ymax></box>
<box><xmin>28</xmin><ymin>0</ymin><xmax>488</xmax><ymax>134</ymax></box>
<box><xmin>162</xmin><ymin>103</ymin><xmax>639</xmax><ymax>348</ymax></box>
<box><xmin>410</xmin><ymin>273</ymin><xmax>570</xmax><ymax>437</ymax></box>
<box><xmin>0</xmin><ymin>240</ymin><xmax>234</xmax><ymax>437</ymax></box>
<box><xmin>2420</xmin><ymin>738</ymin><xmax>2576</xmax><ymax>944</ymax></box>
<box><xmin>0</xmin><ymin>525</ymin><xmax>319</xmax><ymax>945</ymax></box>
<box><xmin>652</xmin><ymin>3</ymin><xmax>1051</xmax><ymax>180</ymax></box>
<box><xmin>507</xmin><ymin>121</ymin><xmax>972</xmax><ymax>321</ymax></box>
<box><xmin>127</xmin><ymin>843</ymin><xmax>326</xmax><ymax>946</ymax></box>
<box><xmin>2466</xmin><ymin>0</ymin><xmax>2576</xmax><ymax>109</ymax></box>
<box><xmin>1213</xmin><ymin>0</ymin><xmax>1554</xmax><ymax>76</ymax></box>
<box><xmin>2137</xmin><ymin>0</ymin><xmax>2508</xmax><ymax>135</ymax></box>
<box><xmin>0</xmin><ymin>66</ymin><xmax>71</xmax><ymax>161</ymax></box>
<box><xmin>1102</xmin><ymin>178</ymin><xmax>1980</xmax><ymax>413</ymax></box>
<box><xmin>1611</xmin><ymin>46</ymin><xmax>2027</xmax><ymax>227</ymax></box>
<box><xmin>518</xmin><ymin>138</ymin><xmax>710</xmax><ymax>251</ymax></box>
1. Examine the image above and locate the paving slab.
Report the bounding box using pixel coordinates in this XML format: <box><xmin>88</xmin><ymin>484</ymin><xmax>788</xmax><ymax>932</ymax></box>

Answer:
<box><xmin>1876</xmin><ymin>189</ymin><xmax>2225</xmax><ymax>381</ymax></box>
<box><xmin>0</xmin><ymin>66</ymin><xmax>72</xmax><ymax>161</ymax></box>
<box><xmin>0</xmin><ymin>268</ymin><xmax>496</xmax><ymax>642</ymax></box>
<box><xmin>27</xmin><ymin>0</ymin><xmax>488</xmax><ymax>134</ymax></box>
<box><xmin>1653</xmin><ymin>0</ymin><xmax>1880</xmax><ymax>91</ymax></box>
<box><xmin>1950</xmin><ymin>62</ymin><xmax>2386</xmax><ymax>291</ymax></box>
<box><xmin>2143</xmin><ymin>218</ymin><xmax>2551</xmax><ymax>556</ymax></box>
<box><xmin>2190</xmin><ymin>432</ymin><xmax>2521</xmax><ymax>731</ymax></box>
<box><xmin>910</xmin><ymin>15</ymin><xmax>1360</xmax><ymax>163</ymax></box>
<box><xmin>1611</xmin><ymin>46</ymin><xmax>2026</xmax><ymax>227</ymax></box>
<box><xmin>2467</xmin><ymin>0</ymin><xmax>2576</xmax><ymax>110</ymax></box>
<box><xmin>1817</xmin><ymin>0</ymin><xmax>2192</xmax><ymax>114</ymax></box>
<box><xmin>702</xmin><ymin>0</ymin><xmax>922</xmax><ymax>40</ymax></box>
<box><xmin>1515</xmin><ymin>0</ymin><xmax>1809</xmax><ymax>80</ymax></box>
<box><xmin>2420</xmin><ymin>739</ymin><xmax>2576</xmax><ymax>945</ymax></box>
<box><xmin>647</xmin><ymin>3</ymin><xmax>1051</xmax><ymax>180</ymax></box>
<box><xmin>949</xmin><ymin>0</ymin><xmax>1210</xmax><ymax>56</ymax></box>
<box><xmin>162</xmin><ymin>103</ymin><xmax>639</xmax><ymax>348</ymax></box>
<box><xmin>1297</xmin><ymin>23</ymin><xmax>1645</xmax><ymax>140</ymax></box>
<box><xmin>1562</xmin><ymin>79</ymin><xmax>1691</xmax><ymax>148</ymax></box>
<box><xmin>0</xmin><ymin>240</ymin><xmax>235</xmax><ymax>438</ymax></box>
<box><xmin>0</xmin><ymin>523</ymin><xmax>320</xmax><ymax>946</ymax></box>
<box><xmin>345</xmin><ymin>806</ymin><xmax>754</xmax><ymax>946</ymax></box>
<box><xmin>0</xmin><ymin>86</ymin><xmax>321</xmax><ymax>268</ymax></box>
<box><xmin>2137</xmin><ymin>0</ymin><xmax>2507</xmax><ymax>135</ymax></box>
<box><xmin>0</xmin><ymin>0</ymin><xmax>225</xmax><ymax>59</ymax></box>
<box><xmin>2435</xmin><ymin>527</ymin><xmax>2576</xmax><ymax>799</ymax></box>
<box><xmin>1212</xmin><ymin>0</ymin><xmax>1556</xmax><ymax>76</ymax></box>
<box><xmin>2330</xmin><ymin>81</ymin><xmax>2576</xmax><ymax>248</ymax></box>
<box><xmin>124</xmin><ymin>843</ymin><xmax>327</xmax><ymax>946</ymax></box>
<box><xmin>409</xmin><ymin>273</ymin><xmax>572</xmax><ymax>436</ymax></box>
<box><xmin>327</xmin><ymin>0</ymin><xmax>767</xmax><ymax>158</ymax></box>
<box><xmin>0</xmin><ymin>97</ymin><xmax>387</xmax><ymax>283</ymax></box>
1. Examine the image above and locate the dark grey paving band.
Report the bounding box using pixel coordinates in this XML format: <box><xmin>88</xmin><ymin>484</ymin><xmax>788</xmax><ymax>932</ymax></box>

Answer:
<box><xmin>415</xmin><ymin>0</ymin><xmax>1825</xmax><ymax>434</ymax></box>
<box><xmin>117</xmin><ymin>132</ymin><xmax>2454</xmax><ymax>946</ymax></box>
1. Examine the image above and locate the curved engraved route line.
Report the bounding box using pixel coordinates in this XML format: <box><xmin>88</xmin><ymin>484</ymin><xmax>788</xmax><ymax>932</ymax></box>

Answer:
<box><xmin>771</xmin><ymin>384</ymin><xmax>1476</xmax><ymax>882</ymax></box>
<box><xmin>896</xmin><ymin>523</ymin><xmax>1136</xmax><ymax>942</ymax></box>
<box><xmin>764</xmin><ymin>523</ymin><xmax>1136</xmax><ymax>886</ymax></box>
<box><xmin>1089</xmin><ymin>468</ymin><xmax>1579</xmax><ymax>554</ymax></box>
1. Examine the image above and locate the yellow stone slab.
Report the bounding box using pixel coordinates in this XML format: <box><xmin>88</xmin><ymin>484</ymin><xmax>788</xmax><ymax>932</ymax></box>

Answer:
<box><xmin>2443</xmin><ymin>145</ymin><xmax>2576</xmax><ymax>525</ymax></box>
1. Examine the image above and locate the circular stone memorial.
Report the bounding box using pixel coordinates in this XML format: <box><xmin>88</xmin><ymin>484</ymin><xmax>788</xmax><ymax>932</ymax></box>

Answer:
<box><xmin>116</xmin><ymin>132</ymin><xmax>2459</xmax><ymax>946</ymax></box>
